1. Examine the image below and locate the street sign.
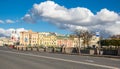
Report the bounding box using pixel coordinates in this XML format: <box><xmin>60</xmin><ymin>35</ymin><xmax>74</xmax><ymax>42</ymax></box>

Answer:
<box><xmin>96</xmin><ymin>31</ymin><xmax>100</xmax><ymax>37</ymax></box>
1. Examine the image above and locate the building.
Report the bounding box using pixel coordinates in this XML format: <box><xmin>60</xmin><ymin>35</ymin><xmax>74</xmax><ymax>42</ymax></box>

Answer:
<box><xmin>57</xmin><ymin>36</ymin><xmax>74</xmax><ymax>48</ymax></box>
<box><xmin>11</xmin><ymin>31</ymin><xmax>19</xmax><ymax>43</ymax></box>
<box><xmin>73</xmin><ymin>35</ymin><xmax>99</xmax><ymax>48</ymax></box>
<box><xmin>20</xmin><ymin>30</ymin><xmax>39</xmax><ymax>46</ymax></box>
<box><xmin>89</xmin><ymin>35</ymin><xmax>99</xmax><ymax>48</ymax></box>
<box><xmin>20</xmin><ymin>30</ymin><xmax>99</xmax><ymax>48</ymax></box>
<box><xmin>43</xmin><ymin>35</ymin><xmax>57</xmax><ymax>47</ymax></box>
<box><xmin>20</xmin><ymin>31</ymin><xmax>57</xmax><ymax>47</ymax></box>
<box><xmin>0</xmin><ymin>39</ymin><xmax>3</xmax><ymax>46</ymax></box>
<box><xmin>0</xmin><ymin>37</ymin><xmax>14</xmax><ymax>46</ymax></box>
<box><xmin>38</xmin><ymin>33</ymin><xmax>57</xmax><ymax>47</ymax></box>
<box><xmin>73</xmin><ymin>38</ymin><xmax>83</xmax><ymax>48</ymax></box>
<box><xmin>38</xmin><ymin>33</ymin><xmax>44</xmax><ymax>46</ymax></box>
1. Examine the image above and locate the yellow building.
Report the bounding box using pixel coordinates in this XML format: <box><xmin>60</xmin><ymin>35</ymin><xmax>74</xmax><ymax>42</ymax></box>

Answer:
<box><xmin>0</xmin><ymin>37</ymin><xmax>14</xmax><ymax>46</ymax></box>
<box><xmin>0</xmin><ymin>40</ymin><xmax>3</xmax><ymax>46</ymax></box>
<box><xmin>20</xmin><ymin>31</ymin><xmax>57</xmax><ymax>47</ymax></box>
<box><xmin>20</xmin><ymin>30</ymin><xmax>99</xmax><ymax>48</ymax></box>
<box><xmin>20</xmin><ymin>30</ymin><xmax>39</xmax><ymax>46</ymax></box>
<box><xmin>73</xmin><ymin>38</ymin><xmax>83</xmax><ymax>48</ymax></box>
<box><xmin>38</xmin><ymin>33</ymin><xmax>57</xmax><ymax>47</ymax></box>
<box><xmin>38</xmin><ymin>33</ymin><xmax>44</xmax><ymax>46</ymax></box>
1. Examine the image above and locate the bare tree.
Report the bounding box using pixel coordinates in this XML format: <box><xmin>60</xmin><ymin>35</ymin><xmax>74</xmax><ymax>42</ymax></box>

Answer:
<box><xmin>80</xmin><ymin>31</ymin><xmax>93</xmax><ymax>49</ymax></box>
<box><xmin>74</xmin><ymin>30</ymin><xmax>92</xmax><ymax>54</ymax></box>
<box><xmin>74</xmin><ymin>29</ymin><xmax>83</xmax><ymax>54</ymax></box>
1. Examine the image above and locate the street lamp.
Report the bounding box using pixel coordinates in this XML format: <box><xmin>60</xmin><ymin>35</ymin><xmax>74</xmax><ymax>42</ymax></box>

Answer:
<box><xmin>96</xmin><ymin>31</ymin><xmax>101</xmax><ymax>55</ymax></box>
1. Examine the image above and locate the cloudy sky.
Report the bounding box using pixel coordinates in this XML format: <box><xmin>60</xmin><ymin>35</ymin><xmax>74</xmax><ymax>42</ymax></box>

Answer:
<box><xmin>0</xmin><ymin>0</ymin><xmax>120</xmax><ymax>37</ymax></box>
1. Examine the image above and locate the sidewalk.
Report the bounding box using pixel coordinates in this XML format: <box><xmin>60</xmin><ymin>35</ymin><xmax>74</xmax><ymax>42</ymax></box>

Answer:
<box><xmin>53</xmin><ymin>52</ymin><xmax>120</xmax><ymax>59</ymax></box>
<box><xmin>82</xmin><ymin>54</ymin><xmax>120</xmax><ymax>59</ymax></box>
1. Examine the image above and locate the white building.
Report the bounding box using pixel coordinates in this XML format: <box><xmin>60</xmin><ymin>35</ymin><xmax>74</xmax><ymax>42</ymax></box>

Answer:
<box><xmin>73</xmin><ymin>35</ymin><xmax>99</xmax><ymax>48</ymax></box>
<box><xmin>10</xmin><ymin>31</ymin><xmax>19</xmax><ymax>43</ymax></box>
<box><xmin>0</xmin><ymin>37</ymin><xmax>14</xmax><ymax>46</ymax></box>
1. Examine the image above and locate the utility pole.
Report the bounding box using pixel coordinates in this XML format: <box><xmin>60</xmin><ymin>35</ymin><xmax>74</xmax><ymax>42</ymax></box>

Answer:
<box><xmin>96</xmin><ymin>31</ymin><xmax>101</xmax><ymax>55</ymax></box>
<box><xmin>78</xmin><ymin>35</ymin><xmax>81</xmax><ymax>54</ymax></box>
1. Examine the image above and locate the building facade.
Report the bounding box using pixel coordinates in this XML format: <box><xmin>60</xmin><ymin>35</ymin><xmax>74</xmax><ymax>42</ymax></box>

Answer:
<box><xmin>20</xmin><ymin>30</ymin><xmax>99</xmax><ymax>48</ymax></box>
<box><xmin>38</xmin><ymin>33</ymin><xmax>57</xmax><ymax>47</ymax></box>
<box><xmin>42</xmin><ymin>35</ymin><xmax>57</xmax><ymax>47</ymax></box>
<box><xmin>73</xmin><ymin>35</ymin><xmax>99</xmax><ymax>48</ymax></box>
<box><xmin>57</xmin><ymin>36</ymin><xmax>74</xmax><ymax>48</ymax></box>
<box><xmin>20</xmin><ymin>30</ymin><xmax>39</xmax><ymax>46</ymax></box>
<box><xmin>20</xmin><ymin>31</ymin><xmax>57</xmax><ymax>47</ymax></box>
<box><xmin>0</xmin><ymin>37</ymin><xmax>14</xmax><ymax>46</ymax></box>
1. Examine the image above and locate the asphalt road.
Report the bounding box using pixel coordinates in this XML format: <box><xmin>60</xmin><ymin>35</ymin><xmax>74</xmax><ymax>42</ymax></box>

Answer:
<box><xmin>0</xmin><ymin>46</ymin><xmax>120</xmax><ymax>69</ymax></box>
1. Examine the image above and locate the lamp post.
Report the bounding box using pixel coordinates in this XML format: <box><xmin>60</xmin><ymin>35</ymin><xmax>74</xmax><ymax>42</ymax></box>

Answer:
<box><xmin>96</xmin><ymin>31</ymin><xmax>101</xmax><ymax>55</ymax></box>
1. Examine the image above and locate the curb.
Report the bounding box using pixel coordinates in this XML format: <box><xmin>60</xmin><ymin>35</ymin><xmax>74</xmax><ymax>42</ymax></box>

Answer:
<box><xmin>82</xmin><ymin>54</ymin><xmax>120</xmax><ymax>59</ymax></box>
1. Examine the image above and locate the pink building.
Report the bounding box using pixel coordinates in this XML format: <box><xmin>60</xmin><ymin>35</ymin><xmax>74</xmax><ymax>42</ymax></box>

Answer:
<box><xmin>57</xmin><ymin>38</ymin><xmax>74</xmax><ymax>48</ymax></box>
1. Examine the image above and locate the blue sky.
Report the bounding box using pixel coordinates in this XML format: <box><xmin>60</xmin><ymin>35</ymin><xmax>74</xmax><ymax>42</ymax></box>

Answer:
<box><xmin>0</xmin><ymin>0</ymin><xmax>120</xmax><ymax>35</ymax></box>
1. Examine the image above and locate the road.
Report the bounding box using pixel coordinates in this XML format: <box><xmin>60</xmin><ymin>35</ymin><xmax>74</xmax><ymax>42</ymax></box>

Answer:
<box><xmin>0</xmin><ymin>46</ymin><xmax>120</xmax><ymax>69</ymax></box>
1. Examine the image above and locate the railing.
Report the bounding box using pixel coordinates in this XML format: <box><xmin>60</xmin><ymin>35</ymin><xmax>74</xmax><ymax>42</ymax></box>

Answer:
<box><xmin>8</xmin><ymin>45</ymin><xmax>120</xmax><ymax>56</ymax></box>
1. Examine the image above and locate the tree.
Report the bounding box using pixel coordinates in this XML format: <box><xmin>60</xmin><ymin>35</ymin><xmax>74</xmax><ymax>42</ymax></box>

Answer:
<box><xmin>101</xmin><ymin>39</ymin><xmax>120</xmax><ymax>49</ymax></box>
<box><xmin>80</xmin><ymin>31</ymin><xmax>93</xmax><ymax>49</ymax></box>
<box><xmin>74</xmin><ymin>29</ymin><xmax>93</xmax><ymax>54</ymax></box>
<box><xmin>74</xmin><ymin>29</ymin><xmax>82</xmax><ymax>54</ymax></box>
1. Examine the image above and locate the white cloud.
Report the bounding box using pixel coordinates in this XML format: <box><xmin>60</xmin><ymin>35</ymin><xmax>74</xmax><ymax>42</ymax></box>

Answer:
<box><xmin>0</xmin><ymin>28</ymin><xmax>28</xmax><ymax>37</ymax></box>
<box><xmin>16</xmin><ymin>28</ymin><xmax>28</xmax><ymax>36</ymax></box>
<box><xmin>23</xmin><ymin>1</ymin><xmax>120</xmax><ymax>35</ymax></box>
<box><xmin>5</xmin><ymin>19</ymin><xmax>15</xmax><ymax>23</ymax></box>
<box><xmin>22</xmin><ymin>14</ymin><xmax>35</xmax><ymax>23</ymax></box>
<box><xmin>106</xmin><ymin>23</ymin><xmax>120</xmax><ymax>35</ymax></box>
<box><xmin>116</xmin><ymin>21</ymin><xmax>120</xmax><ymax>24</ymax></box>
<box><xmin>0</xmin><ymin>28</ymin><xmax>5</xmax><ymax>34</ymax></box>
<box><xmin>96</xmin><ymin>8</ymin><xmax>119</xmax><ymax>22</ymax></box>
<box><xmin>0</xmin><ymin>19</ymin><xmax>17</xmax><ymax>24</ymax></box>
<box><xmin>0</xmin><ymin>20</ymin><xmax>4</xmax><ymax>24</ymax></box>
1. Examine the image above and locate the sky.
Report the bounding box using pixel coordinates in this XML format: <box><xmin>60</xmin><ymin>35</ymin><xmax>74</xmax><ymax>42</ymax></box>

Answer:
<box><xmin>0</xmin><ymin>0</ymin><xmax>120</xmax><ymax>37</ymax></box>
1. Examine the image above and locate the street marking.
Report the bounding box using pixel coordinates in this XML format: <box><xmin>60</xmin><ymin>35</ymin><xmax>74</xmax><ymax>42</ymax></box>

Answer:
<box><xmin>91</xmin><ymin>56</ymin><xmax>120</xmax><ymax>62</ymax></box>
<box><xmin>85</xmin><ymin>60</ymin><xmax>94</xmax><ymax>62</ymax></box>
<box><xmin>110</xmin><ymin>58</ymin><xmax>120</xmax><ymax>61</ymax></box>
<box><xmin>0</xmin><ymin>50</ymin><xmax>119</xmax><ymax>69</ymax></box>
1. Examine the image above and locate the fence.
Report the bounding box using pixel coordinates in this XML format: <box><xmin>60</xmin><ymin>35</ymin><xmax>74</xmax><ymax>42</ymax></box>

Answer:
<box><xmin>10</xmin><ymin>45</ymin><xmax>120</xmax><ymax>56</ymax></box>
